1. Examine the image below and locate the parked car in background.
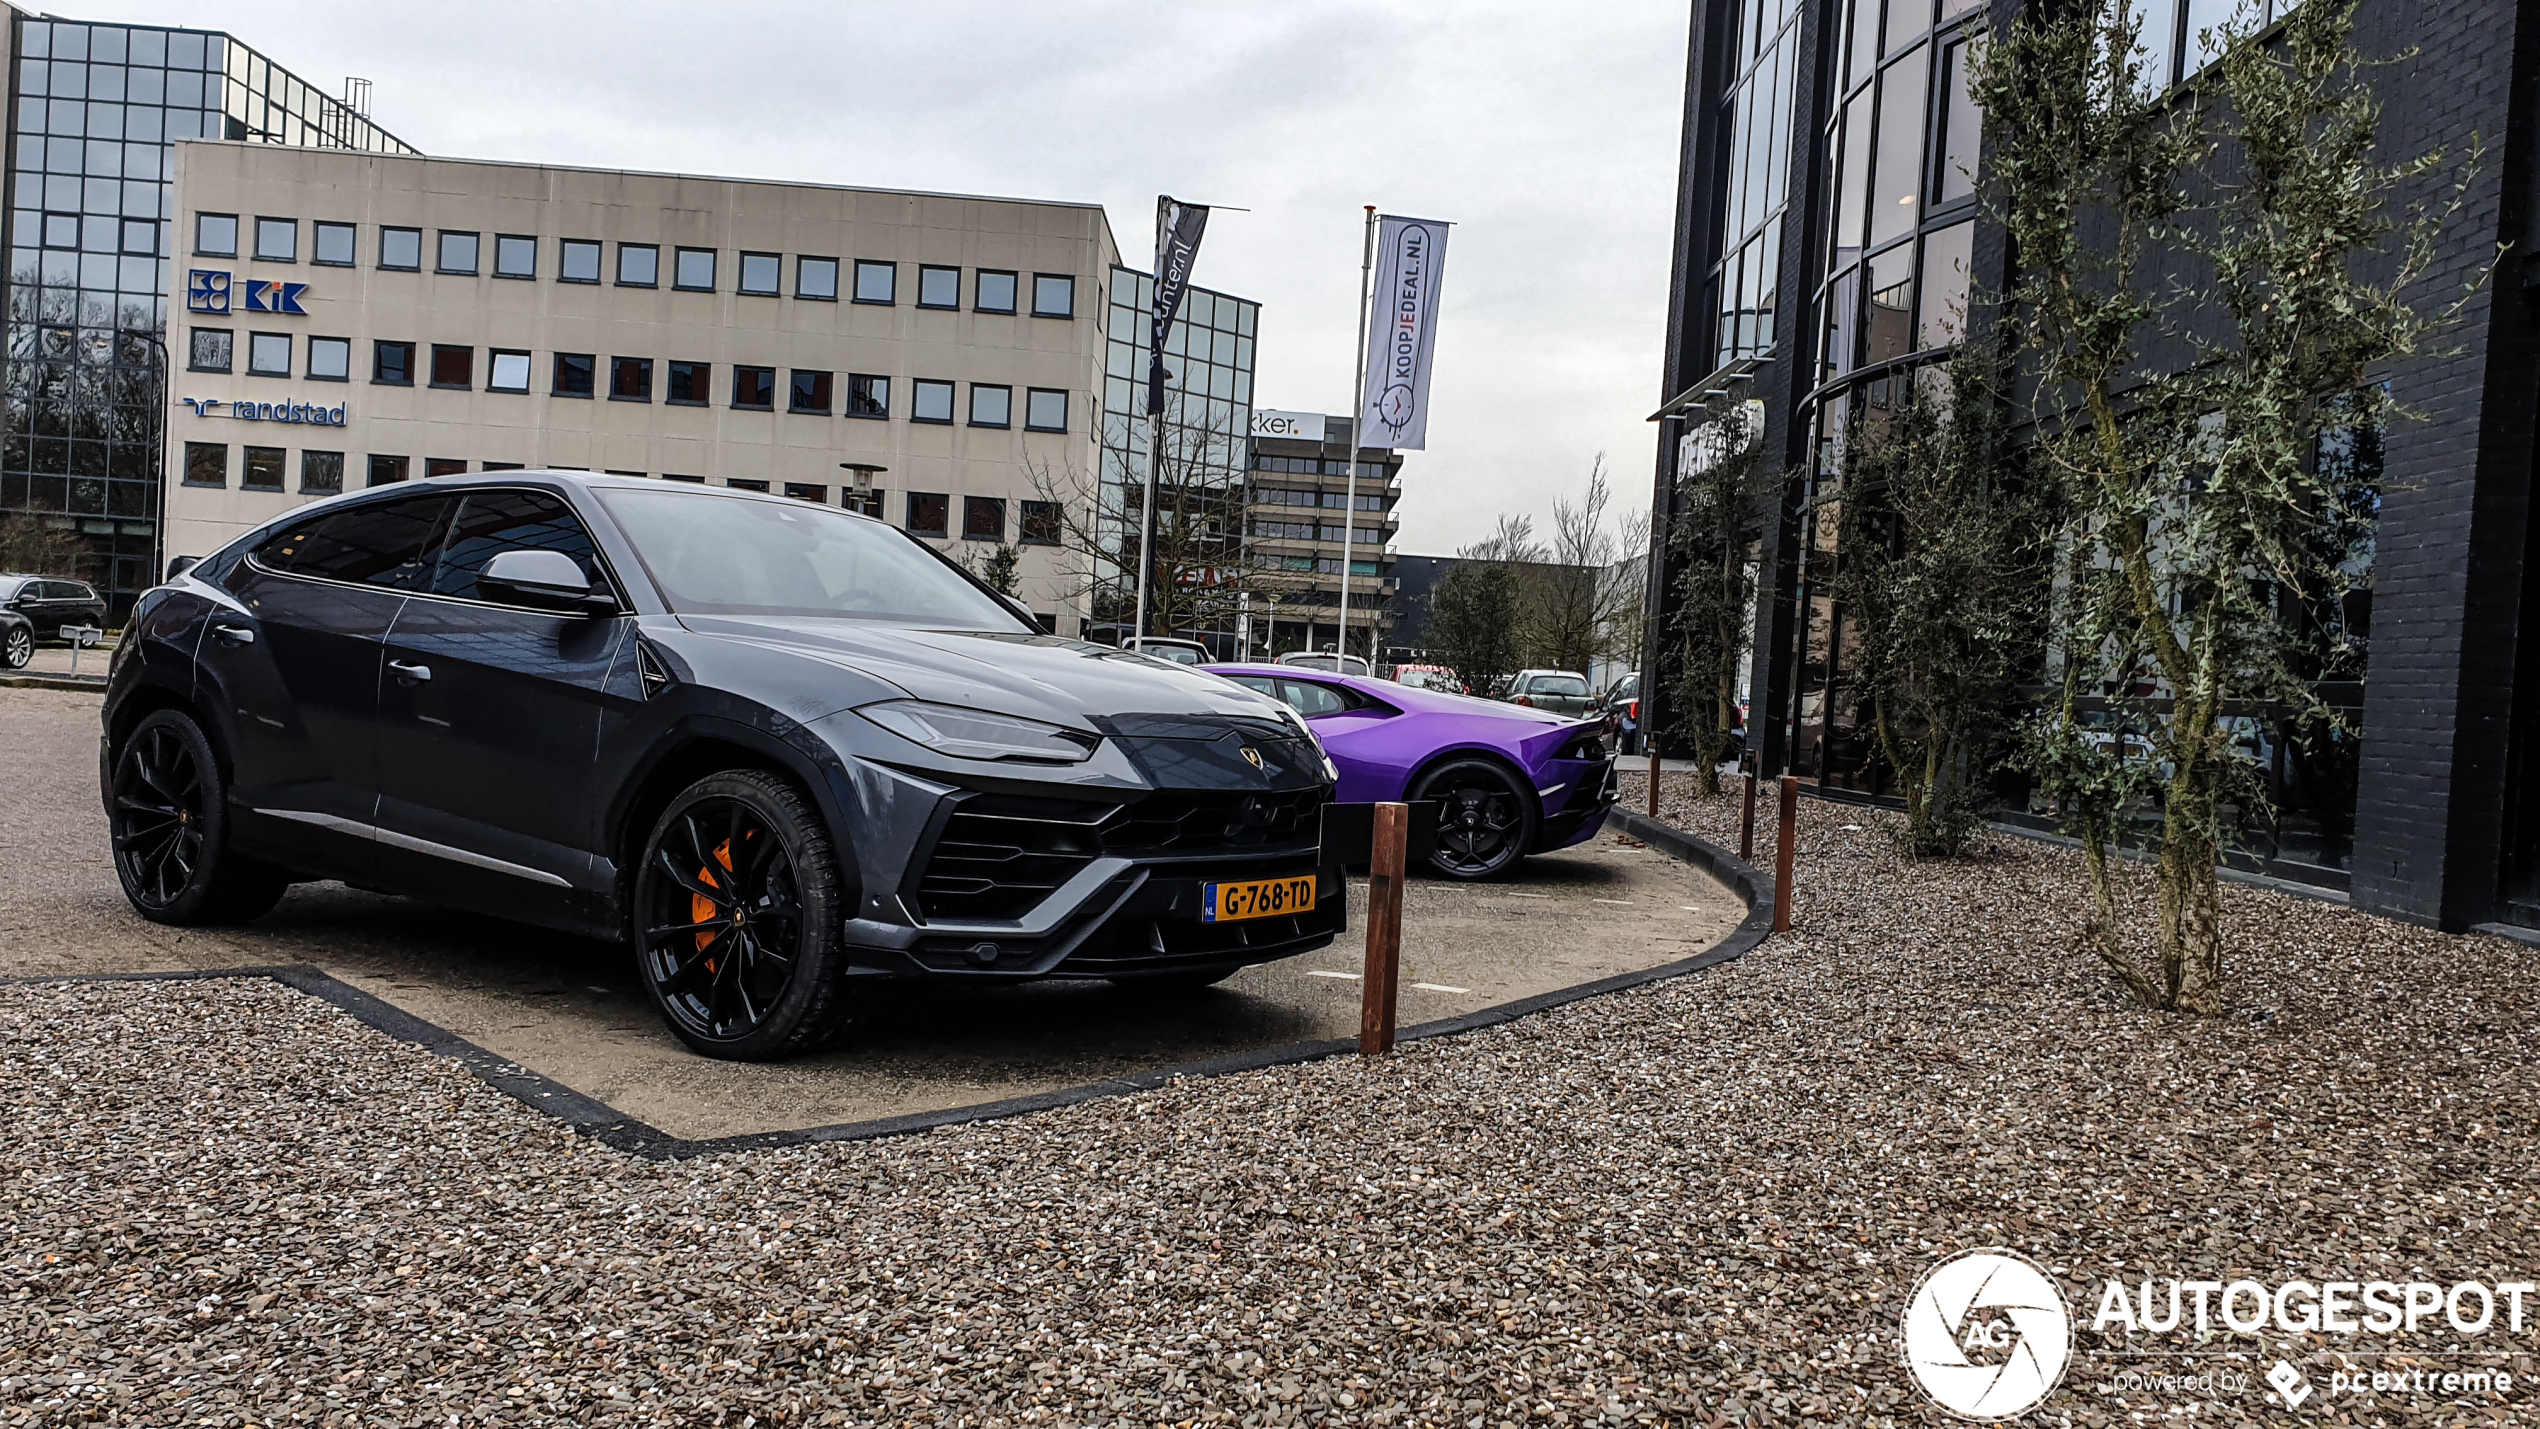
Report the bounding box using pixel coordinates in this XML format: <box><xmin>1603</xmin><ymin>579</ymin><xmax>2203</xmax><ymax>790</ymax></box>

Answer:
<box><xmin>0</xmin><ymin>574</ymin><xmax>108</xmax><ymax>642</ymax></box>
<box><xmin>105</xmin><ymin>473</ymin><xmax>1346</xmax><ymax>1062</ymax></box>
<box><xmin>1507</xmin><ymin>669</ymin><xmax>1596</xmax><ymax>717</ymax></box>
<box><xmin>1392</xmin><ymin>663</ymin><xmax>1464</xmax><ymax>694</ymax></box>
<box><xmin>0</xmin><ymin>606</ymin><xmax>32</xmax><ymax>669</ymax></box>
<box><xmin>1209</xmin><ymin>662</ymin><xmax>1617</xmax><ymax>881</ymax></box>
<box><xmin>1277</xmin><ymin>650</ymin><xmax>1373</xmax><ymax>676</ymax></box>
<box><xmin>1601</xmin><ymin>673</ymin><xmax>1641</xmax><ymax>752</ymax></box>
<box><xmin>1126</xmin><ymin>636</ymin><xmax>1211</xmax><ymax>666</ymax></box>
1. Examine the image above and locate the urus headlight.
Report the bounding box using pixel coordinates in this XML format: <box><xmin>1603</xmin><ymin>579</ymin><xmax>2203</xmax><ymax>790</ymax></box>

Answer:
<box><xmin>1273</xmin><ymin>704</ymin><xmax>1341</xmax><ymax>784</ymax></box>
<box><xmin>857</xmin><ymin>700</ymin><xmax>1098</xmax><ymax>764</ymax></box>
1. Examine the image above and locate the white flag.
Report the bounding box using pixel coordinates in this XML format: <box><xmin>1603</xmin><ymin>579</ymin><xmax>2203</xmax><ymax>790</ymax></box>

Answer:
<box><xmin>1358</xmin><ymin>214</ymin><xmax>1451</xmax><ymax>450</ymax></box>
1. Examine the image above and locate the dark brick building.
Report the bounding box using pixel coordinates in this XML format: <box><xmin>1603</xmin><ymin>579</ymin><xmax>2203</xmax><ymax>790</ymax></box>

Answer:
<box><xmin>1647</xmin><ymin>0</ymin><xmax>2540</xmax><ymax>932</ymax></box>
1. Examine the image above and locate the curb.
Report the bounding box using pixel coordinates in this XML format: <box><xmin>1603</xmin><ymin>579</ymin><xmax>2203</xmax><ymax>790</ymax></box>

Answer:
<box><xmin>2</xmin><ymin>673</ymin><xmax>107</xmax><ymax>692</ymax></box>
<box><xmin>28</xmin><ymin>808</ymin><xmax>1777</xmax><ymax>1160</ymax></box>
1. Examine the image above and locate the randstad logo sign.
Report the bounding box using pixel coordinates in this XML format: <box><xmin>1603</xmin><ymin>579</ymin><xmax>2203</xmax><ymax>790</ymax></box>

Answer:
<box><xmin>186</xmin><ymin>269</ymin><xmax>308</xmax><ymax>317</ymax></box>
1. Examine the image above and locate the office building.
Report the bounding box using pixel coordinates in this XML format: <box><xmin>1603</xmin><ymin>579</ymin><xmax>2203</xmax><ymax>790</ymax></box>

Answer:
<box><xmin>1242</xmin><ymin>409</ymin><xmax>1400</xmax><ymax>662</ymax></box>
<box><xmin>1</xmin><ymin>10</ymin><xmax>410</xmax><ymax>611</ymax></box>
<box><xmin>1089</xmin><ymin>268</ymin><xmax>1259</xmax><ymax>651</ymax></box>
<box><xmin>161</xmin><ymin>143</ymin><xmax>1120</xmax><ymax>633</ymax></box>
<box><xmin>1651</xmin><ymin>0</ymin><xmax>2540</xmax><ymax>932</ymax></box>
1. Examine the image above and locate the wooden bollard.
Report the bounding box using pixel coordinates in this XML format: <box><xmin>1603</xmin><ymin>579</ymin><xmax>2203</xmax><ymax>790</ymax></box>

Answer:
<box><xmin>1773</xmin><ymin>774</ymin><xmax>1798</xmax><ymax>933</ymax></box>
<box><xmin>1740</xmin><ymin>771</ymin><xmax>1758</xmax><ymax>863</ymax></box>
<box><xmin>1359</xmin><ymin>801</ymin><xmax>1408</xmax><ymax>1056</ymax></box>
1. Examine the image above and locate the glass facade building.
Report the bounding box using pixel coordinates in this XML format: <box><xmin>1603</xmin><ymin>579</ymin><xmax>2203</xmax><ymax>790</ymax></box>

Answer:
<box><xmin>2</xmin><ymin>13</ymin><xmax>411</xmax><ymax>611</ymax></box>
<box><xmin>1095</xmin><ymin>266</ymin><xmax>1258</xmax><ymax>651</ymax></box>
<box><xmin>1244</xmin><ymin>417</ymin><xmax>1402</xmax><ymax>663</ymax></box>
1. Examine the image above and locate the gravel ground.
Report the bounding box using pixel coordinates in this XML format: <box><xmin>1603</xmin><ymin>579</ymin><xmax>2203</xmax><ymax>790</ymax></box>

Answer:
<box><xmin>4</xmin><ymin>775</ymin><xmax>2536</xmax><ymax>1426</ymax></box>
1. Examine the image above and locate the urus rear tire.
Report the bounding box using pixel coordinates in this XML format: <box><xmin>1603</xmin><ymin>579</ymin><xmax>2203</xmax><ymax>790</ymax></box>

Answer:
<box><xmin>633</xmin><ymin>769</ymin><xmax>858</xmax><ymax>1061</ymax></box>
<box><xmin>108</xmin><ymin>708</ymin><xmax>291</xmax><ymax>924</ymax></box>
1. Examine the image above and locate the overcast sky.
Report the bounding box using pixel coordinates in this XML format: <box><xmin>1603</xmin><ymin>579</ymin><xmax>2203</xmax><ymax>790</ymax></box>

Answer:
<box><xmin>78</xmin><ymin>0</ymin><xmax>1691</xmax><ymax>554</ymax></box>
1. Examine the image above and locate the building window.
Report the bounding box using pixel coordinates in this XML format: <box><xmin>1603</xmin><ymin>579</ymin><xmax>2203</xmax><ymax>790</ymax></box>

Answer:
<box><xmin>368</xmin><ymin>454</ymin><xmax>409</xmax><ymax>487</ymax></box>
<box><xmin>846</xmin><ymin>374</ymin><xmax>890</xmax><ymax>419</ymax></box>
<box><xmin>1021</xmin><ymin>500</ymin><xmax>1062</xmax><ymax>546</ymax></box>
<box><xmin>618</xmin><ymin>243</ymin><xmax>659</xmax><ymax>287</ymax></box>
<box><xmin>301</xmin><ymin>450</ymin><xmax>344</xmax><ymax>494</ymax></box>
<box><xmin>187</xmin><ymin>327</ymin><xmax>231</xmax><ymax>372</ymax></box>
<box><xmin>374</xmin><ymin>340</ymin><xmax>415</xmax><ymax>386</ymax></box>
<box><xmin>553</xmin><ymin>353</ymin><xmax>595</xmax><ymax>397</ymax></box>
<box><xmin>975</xmin><ymin>269</ymin><xmax>1017</xmax><ymax>313</ymax></box>
<box><xmin>494</xmin><ymin>234</ymin><xmax>536</xmax><ymax>279</ymax></box>
<box><xmin>195</xmin><ymin>213</ymin><xmax>237</xmax><ymax>257</ymax></box>
<box><xmin>918</xmin><ymin>265</ymin><xmax>959</xmax><ymax>309</ymax></box>
<box><xmin>242</xmin><ymin>446</ymin><xmax>286</xmax><ymax>491</ymax></box>
<box><xmin>674</xmin><ymin>247</ymin><xmax>716</xmax><ymax>291</ymax></box>
<box><xmin>853</xmin><ymin>260</ymin><xmax>896</xmax><ymax>304</ymax></box>
<box><xmin>664</xmin><ymin>473</ymin><xmax>707</xmax><ymax>484</ymax></box>
<box><xmin>727</xmin><ymin>479</ymin><xmax>771</xmax><ymax>492</ymax></box>
<box><xmin>429</xmin><ymin>344</ymin><xmax>473</xmax><ymax>389</ymax></box>
<box><xmin>1025</xmin><ymin>388</ymin><xmax>1068</xmax><ymax>432</ymax></box>
<box><xmin>308</xmin><ymin>336</ymin><xmax>351</xmax><ymax>381</ymax></box>
<box><xmin>121</xmin><ymin>219</ymin><xmax>157</xmax><ymax>256</ymax></box>
<box><xmin>425</xmin><ymin>459</ymin><xmax>468</xmax><ymax>479</ymax></box>
<box><xmin>379</xmin><ymin>226</ymin><xmax>421</xmax><ymax>270</ymax></box>
<box><xmin>182</xmin><ymin>441</ymin><xmax>225</xmax><ymax>487</ymax></box>
<box><xmin>611</xmin><ymin>356</ymin><xmax>654</xmax><ymax>402</ymax></box>
<box><xmin>313</xmin><ymin>221</ymin><xmax>355</xmax><ymax>267</ymax></box>
<box><xmin>560</xmin><ymin>239</ymin><xmax>602</xmax><ymax>283</ymax></box>
<box><xmin>1032</xmin><ymin>274</ymin><xmax>1075</xmax><ymax>318</ymax></box>
<box><xmin>247</xmin><ymin>332</ymin><xmax>291</xmax><ymax>377</ymax></box>
<box><xmin>42</xmin><ymin>213</ymin><xmax>77</xmax><ymax>249</ymax></box>
<box><xmin>437</xmin><ymin>231</ymin><xmax>480</xmax><ymax>275</ymax></box>
<box><xmin>667</xmin><ymin>361</ymin><xmax>710</xmax><ymax>405</ymax></box>
<box><xmin>732</xmin><ymin>366</ymin><xmax>776</xmax><ymax>409</ymax></box>
<box><xmin>912</xmin><ymin>379</ymin><xmax>955</xmax><ymax>423</ymax></box>
<box><xmin>488</xmin><ymin>350</ymin><xmax>532</xmax><ymax>392</ymax></box>
<box><xmin>783</xmin><ymin>483</ymin><xmax>829</xmax><ymax>504</ymax></box>
<box><xmin>738</xmin><ymin>251</ymin><xmax>780</xmax><ymax>296</ymax></box>
<box><xmin>797</xmin><ymin>256</ymin><xmax>838</xmax><ymax>300</ymax></box>
<box><xmin>481</xmin><ymin>462</ymin><xmax>527</xmax><ymax>472</ymax></box>
<box><xmin>969</xmin><ymin>384</ymin><xmax>1012</xmax><ymax>428</ymax></box>
<box><xmin>254</xmin><ymin>217</ymin><xmax>295</xmax><ymax>262</ymax></box>
<box><xmin>906</xmin><ymin>491</ymin><xmax>949</xmax><ymax>537</ymax></box>
<box><xmin>962</xmin><ymin>496</ymin><xmax>1006</xmax><ymax>542</ymax></box>
<box><xmin>789</xmin><ymin>370</ymin><xmax>833</xmax><ymax>414</ymax></box>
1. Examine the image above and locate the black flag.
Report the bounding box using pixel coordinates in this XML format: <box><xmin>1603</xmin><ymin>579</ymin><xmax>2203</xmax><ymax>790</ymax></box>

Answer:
<box><xmin>1150</xmin><ymin>197</ymin><xmax>1209</xmax><ymax>415</ymax></box>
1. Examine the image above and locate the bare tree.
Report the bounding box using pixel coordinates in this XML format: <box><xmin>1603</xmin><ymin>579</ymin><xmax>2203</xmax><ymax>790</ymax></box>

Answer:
<box><xmin>1535</xmin><ymin>456</ymin><xmax>1646</xmax><ymax>676</ymax></box>
<box><xmin>1023</xmin><ymin>408</ymin><xmax>1261</xmax><ymax>641</ymax></box>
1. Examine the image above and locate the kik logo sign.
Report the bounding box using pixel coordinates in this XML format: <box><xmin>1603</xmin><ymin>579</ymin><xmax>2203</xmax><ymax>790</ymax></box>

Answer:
<box><xmin>186</xmin><ymin>270</ymin><xmax>309</xmax><ymax>316</ymax></box>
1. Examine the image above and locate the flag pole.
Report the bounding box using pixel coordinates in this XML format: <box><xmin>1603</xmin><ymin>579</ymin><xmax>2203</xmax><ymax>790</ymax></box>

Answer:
<box><xmin>1337</xmin><ymin>205</ymin><xmax>1376</xmax><ymax>666</ymax></box>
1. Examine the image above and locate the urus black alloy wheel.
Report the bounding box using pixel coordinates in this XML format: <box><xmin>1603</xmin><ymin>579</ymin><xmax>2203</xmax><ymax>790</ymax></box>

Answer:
<box><xmin>112</xmin><ymin>720</ymin><xmax>205</xmax><ymax>909</ymax></box>
<box><xmin>636</xmin><ymin>771</ymin><xmax>854</xmax><ymax>1060</ymax></box>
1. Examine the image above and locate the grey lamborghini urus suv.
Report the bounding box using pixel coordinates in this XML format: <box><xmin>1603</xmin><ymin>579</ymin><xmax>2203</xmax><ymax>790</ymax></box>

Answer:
<box><xmin>103</xmin><ymin>473</ymin><xmax>1344</xmax><ymax>1060</ymax></box>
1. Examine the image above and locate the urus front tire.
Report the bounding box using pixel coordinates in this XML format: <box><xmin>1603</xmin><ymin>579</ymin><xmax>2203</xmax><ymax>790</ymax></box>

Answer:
<box><xmin>108</xmin><ymin>709</ymin><xmax>290</xmax><ymax>924</ymax></box>
<box><xmin>634</xmin><ymin>769</ymin><xmax>858</xmax><ymax>1061</ymax></box>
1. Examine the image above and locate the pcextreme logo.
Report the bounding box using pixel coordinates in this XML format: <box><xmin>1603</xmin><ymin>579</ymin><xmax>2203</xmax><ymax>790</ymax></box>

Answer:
<box><xmin>1902</xmin><ymin>1249</ymin><xmax>2073</xmax><ymax>1420</ymax></box>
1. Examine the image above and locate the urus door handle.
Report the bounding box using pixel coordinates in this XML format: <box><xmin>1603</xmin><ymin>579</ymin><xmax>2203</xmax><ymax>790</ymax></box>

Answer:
<box><xmin>388</xmin><ymin>659</ymin><xmax>432</xmax><ymax>685</ymax></box>
<box><xmin>211</xmin><ymin>623</ymin><xmax>255</xmax><ymax>646</ymax></box>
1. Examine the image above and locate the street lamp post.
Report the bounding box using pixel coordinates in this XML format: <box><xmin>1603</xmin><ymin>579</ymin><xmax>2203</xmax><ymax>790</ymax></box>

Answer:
<box><xmin>838</xmin><ymin>462</ymin><xmax>886</xmax><ymax>516</ymax></box>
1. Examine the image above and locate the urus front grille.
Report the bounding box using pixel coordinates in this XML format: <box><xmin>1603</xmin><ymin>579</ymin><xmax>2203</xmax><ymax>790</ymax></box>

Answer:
<box><xmin>914</xmin><ymin>788</ymin><xmax>1329</xmax><ymax>923</ymax></box>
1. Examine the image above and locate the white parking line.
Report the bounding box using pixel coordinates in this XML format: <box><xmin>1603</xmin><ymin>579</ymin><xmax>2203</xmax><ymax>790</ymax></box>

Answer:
<box><xmin>1408</xmin><ymin>982</ymin><xmax>1471</xmax><ymax>994</ymax></box>
<box><xmin>1305</xmin><ymin>969</ymin><xmax>1361</xmax><ymax>980</ymax></box>
<box><xmin>1504</xmin><ymin>892</ymin><xmax>1551</xmax><ymax>899</ymax></box>
<box><xmin>1592</xmin><ymin>898</ymin><xmax>1635</xmax><ymax>906</ymax></box>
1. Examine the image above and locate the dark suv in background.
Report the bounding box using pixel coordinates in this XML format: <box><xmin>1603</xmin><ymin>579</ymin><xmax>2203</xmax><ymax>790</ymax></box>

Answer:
<box><xmin>103</xmin><ymin>474</ymin><xmax>1345</xmax><ymax>1060</ymax></box>
<box><xmin>1</xmin><ymin>574</ymin><xmax>108</xmax><ymax>642</ymax></box>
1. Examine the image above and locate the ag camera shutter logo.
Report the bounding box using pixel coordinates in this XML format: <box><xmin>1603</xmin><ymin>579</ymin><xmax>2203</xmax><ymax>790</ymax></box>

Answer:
<box><xmin>1903</xmin><ymin>1249</ymin><xmax>2073</xmax><ymax>1419</ymax></box>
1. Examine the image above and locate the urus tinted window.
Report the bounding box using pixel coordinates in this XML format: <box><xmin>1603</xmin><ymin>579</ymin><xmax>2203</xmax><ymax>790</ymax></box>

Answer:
<box><xmin>429</xmin><ymin>490</ymin><xmax>604</xmax><ymax>603</ymax></box>
<box><xmin>257</xmin><ymin>496</ymin><xmax>450</xmax><ymax>589</ymax></box>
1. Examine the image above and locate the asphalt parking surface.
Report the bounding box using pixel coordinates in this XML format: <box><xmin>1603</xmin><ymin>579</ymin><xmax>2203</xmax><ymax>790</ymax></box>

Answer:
<box><xmin>3</xmin><ymin>687</ymin><xmax>1741</xmax><ymax>1139</ymax></box>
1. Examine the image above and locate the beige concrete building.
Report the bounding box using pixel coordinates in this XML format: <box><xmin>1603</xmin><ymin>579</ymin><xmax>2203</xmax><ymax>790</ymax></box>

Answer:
<box><xmin>159</xmin><ymin>141</ymin><xmax>1120</xmax><ymax>631</ymax></box>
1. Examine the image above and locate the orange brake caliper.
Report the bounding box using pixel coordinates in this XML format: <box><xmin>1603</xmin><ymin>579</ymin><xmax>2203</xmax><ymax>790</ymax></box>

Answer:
<box><xmin>692</xmin><ymin>837</ymin><xmax>740</xmax><ymax>972</ymax></box>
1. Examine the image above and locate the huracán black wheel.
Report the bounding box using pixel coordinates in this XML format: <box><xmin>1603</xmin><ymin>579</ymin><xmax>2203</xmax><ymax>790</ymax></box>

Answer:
<box><xmin>635</xmin><ymin>770</ymin><xmax>854</xmax><ymax>1061</ymax></box>
<box><xmin>108</xmin><ymin>708</ymin><xmax>289</xmax><ymax>924</ymax></box>
<box><xmin>1412</xmin><ymin>757</ymin><xmax>1539</xmax><ymax>881</ymax></box>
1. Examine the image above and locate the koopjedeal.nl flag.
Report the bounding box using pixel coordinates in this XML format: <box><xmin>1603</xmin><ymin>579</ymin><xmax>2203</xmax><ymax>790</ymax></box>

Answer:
<box><xmin>1358</xmin><ymin>214</ymin><xmax>1451</xmax><ymax>450</ymax></box>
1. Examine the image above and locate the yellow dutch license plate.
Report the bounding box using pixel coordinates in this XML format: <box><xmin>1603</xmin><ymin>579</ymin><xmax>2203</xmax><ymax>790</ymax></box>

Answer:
<box><xmin>1201</xmin><ymin>876</ymin><xmax>1316</xmax><ymax>924</ymax></box>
